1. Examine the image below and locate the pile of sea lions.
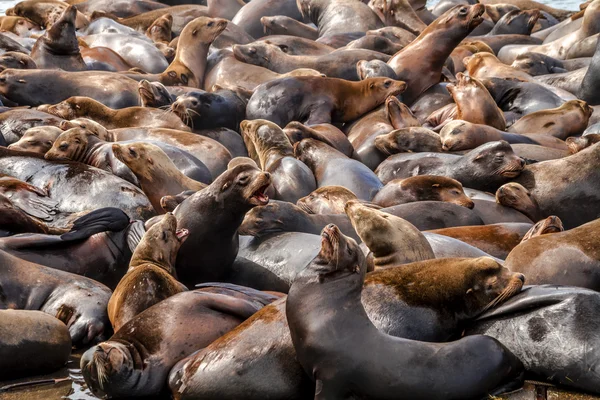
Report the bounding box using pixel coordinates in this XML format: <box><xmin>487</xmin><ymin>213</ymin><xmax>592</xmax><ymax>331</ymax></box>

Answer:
<box><xmin>1</xmin><ymin>0</ymin><xmax>600</xmax><ymax>398</ymax></box>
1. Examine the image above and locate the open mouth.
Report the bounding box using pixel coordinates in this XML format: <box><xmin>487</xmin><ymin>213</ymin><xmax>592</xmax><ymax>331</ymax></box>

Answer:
<box><xmin>250</xmin><ymin>184</ymin><xmax>270</xmax><ymax>205</ymax></box>
<box><xmin>176</xmin><ymin>228</ymin><xmax>189</xmax><ymax>242</ymax></box>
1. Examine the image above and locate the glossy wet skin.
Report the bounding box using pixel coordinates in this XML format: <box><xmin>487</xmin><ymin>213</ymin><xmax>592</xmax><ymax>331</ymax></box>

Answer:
<box><xmin>7</xmin><ymin>126</ymin><xmax>62</xmax><ymax>154</ymax></box>
<box><xmin>44</xmin><ymin>128</ymin><xmax>90</xmax><ymax>161</ymax></box>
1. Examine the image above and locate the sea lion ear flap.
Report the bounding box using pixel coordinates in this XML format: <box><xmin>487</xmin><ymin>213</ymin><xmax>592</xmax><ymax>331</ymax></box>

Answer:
<box><xmin>466</xmin><ymin>288</ymin><xmax>474</xmax><ymax>295</ymax></box>
<box><xmin>473</xmin><ymin>152</ymin><xmax>486</xmax><ymax>162</ymax></box>
<box><xmin>369</xmin><ymin>82</ymin><xmax>375</xmax><ymax>89</ymax></box>
<box><xmin>147</xmin><ymin>156</ymin><xmax>154</xmax><ymax>165</ymax></box>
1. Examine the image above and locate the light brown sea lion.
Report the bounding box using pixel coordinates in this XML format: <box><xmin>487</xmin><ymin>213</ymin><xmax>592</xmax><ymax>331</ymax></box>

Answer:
<box><xmin>481</xmin><ymin>0</ymin><xmax>573</xmax><ymax>21</ymax></box>
<box><xmin>495</xmin><ymin>182</ymin><xmax>543</xmax><ymax>222</ymax></box>
<box><xmin>566</xmin><ymin>133</ymin><xmax>600</xmax><ymax>153</ymax></box>
<box><xmin>30</xmin><ymin>5</ymin><xmax>86</xmax><ymax>71</ymax></box>
<box><xmin>464</xmin><ymin>52</ymin><xmax>534</xmax><ymax>81</ymax></box>
<box><xmin>296</xmin><ymin>186</ymin><xmax>358</xmax><ymax>215</ymax></box>
<box><xmin>283</xmin><ymin>122</ymin><xmax>355</xmax><ymax>158</ymax></box>
<box><xmin>260</xmin><ymin>15</ymin><xmax>318</xmax><ymax>40</ymax></box>
<box><xmin>146</xmin><ymin>13</ymin><xmax>172</xmax><ymax>44</ymax></box>
<box><xmin>0</xmin><ymin>16</ymin><xmax>40</xmax><ymax>37</ymax></box>
<box><xmin>374</xmin><ymin>127</ymin><xmax>443</xmax><ymax>155</ymax></box>
<box><xmin>41</xmin><ymin>96</ymin><xmax>191</xmax><ymax>131</ymax></box>
<box><xmin>7</xmin><ymin>126</ymin><xmax>63</xmax><ymax>154</ymax></box>
<box><xmin>520</xmin><ymin>215</ymin><xmax>563</xmax><ymax>242</ymax></box>
<box><xmin>112</xmin><ymin>142</ymin><xmax>207</xmax><ymax>214</ymax></box>
<box><xmin>108</xmin><ymin>213</ymin><xmax>188</xmax><ymax>331</ymax></box>
<box><xmin>6</xmin><ymin>0</ymin><xmax>89</xmax><ymax>29</ymax></box>
<box><xmin>508</xmin><ymin>100</ymin><xmax>593</xmax><ymax>139</ymax></box>
<box><xmin>372</xmin><ymin>175</ymin><xmax>475</xmax><ymax>208</ymax></box>
<box><xmin>368</xmin><ymin>0</ymin><xmax>427</xmax><ymax>36</ymax></box>
<box><xmin>345</xmin><ymin>200</ymin><xmax>435</xmax><ymax>269</ymax></box>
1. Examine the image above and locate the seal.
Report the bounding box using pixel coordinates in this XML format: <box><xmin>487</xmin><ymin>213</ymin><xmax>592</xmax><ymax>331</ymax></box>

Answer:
<box><xmin>0</xmin><ymin>51</ymin><xmax>38</xmax><ymax>72</ymax></box>
<box><xmin>372</xmin><ymin>175</ymin><xmax>475</xmax><ymax>208</ymax></box>
<box><xmin>0</xmin><ymin>16</ymin><xmax>40</xmax><ymax>37</ymax></box>
<box><xmin>286</xmin><ymin>224</ymin><xmax>525</xmax><ymax>400</ymax></box>
<box><xmin>505</xmin><ymin>218</ymin><xmax>600</xmax><ymax>289</ymax></box>
<box><xmin>82</xmin><ymin>284</ymin><xmax>278</xmax><ymax>398</ymax></box>
<box><xmin>376</xmin><ymin>140</ymin><xmax>525</xmax><ymax>192</ymax></box>
<box><xmin>508</xmin><ymin>100</ymin><xmax>593</xmax><ymax>139</ymax></box>
<box><xmin>0</xmin><ymin>309</ymin><xmax>71</xmax><ymax>379</ymax></box>
<box><xmin>0</xmin><ymin>109</ymin><xmax>63</xmax><ymax>145</ymax></box>
<box><xmin>41</xmin><ymin>96</ymin><xmax>191</xmax><ymax>131</ymax></box>
<box><xmin>0</xmin><ymin>248</ymin><xmax>111</xmax><ymax>345</ymax></box>
<box><xmin>108</xmin><ymin>213</ymin><xmax>188</xmax><ymax>331</ymax></box>
<box><xmin>0</xmin><ymin>175</ymin><xmax>58</xmax><ymax>222</ymax></box>
<box><xmin>368</xmin><ymin>0</ymin><xmax>427</xmax><ymax>36</ymax></box>
<box><xmin>283</xmin><ymin>121</ymin><xmax>355</xmax><ymax>158</ymax></box>
<box><xmin>261</xmin><ymin>15</ymin><xmax>318</xmax><ymax>39</ymax></box>
<box><xmin>386</xmin><ymin>4</ymin><xmax>485</xmax><ymax>104</ymax></box>
<box><xmin>374</xmin><ymin>127</ymin><xmax>443</xmax><ymax>155</ymax></box>
<box><xmin>468</xmin><ymin>285</ymin><xmax>600</xmax><ymax>395</ymax></box>
<box><xmin>6</xmin><ymin>125</ymin><xmax>63</xmax><ymax>154</ymax></box>
<box><xmin>297</xmin><ymin>0</ymin><xmax>384</xmax><ymax>38</ymax></box>
<box><xmin>30</xmin><ymin>5</ymin><xmax>86</xmax><ymax>71</ymax></box>
<box><xmin>294</xmin><ymin>138</ymin><xmax>383</xmax><ymax>200</ymax></box>
<box><xmin>112</xmin><ymin>142</ymin><xmax>207</xmax><ymax>214</ymax></box>
<box><xmin>345</xmin><ymin>200</ymin><xmax>435</xmax><ymax>268</ymax></box>
<box><xmin>495</xmin><ymin>182</ymin><xmax>543</xmax><ymax>222</ymax></box>
<box><xmin>173</xmin><ymin>163</ymin><xmax>271</xmax><ymax>287</ymax></box>
<box><xmin>246</xmin><ymin>76</ymin><xmax>407</xmax><ymax>127</ymax></box>
<box><xmin>296</xmin><ymin>186</ymin><xmax>358</xmax><ymax>214</ymax></box>
<box><xmin>240</xmin><ymin>119</ymin><xmax>316</xmax><ymax>203</ymax></box>
<box><xmin>233</xmin><ymin>42</ymin><xmax>390</xmax><ymax>81</ymax></box>
<box><xmin>520</xmin><ymin>215</ymin><xmax>564</xmax><ymax>242</ymax></box>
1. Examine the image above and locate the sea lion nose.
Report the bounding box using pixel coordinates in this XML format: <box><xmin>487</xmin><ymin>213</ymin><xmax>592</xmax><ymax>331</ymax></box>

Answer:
<box><xmin>327</xmin><ymin>224</ymin><xmax>335</xmax><ymax>229</ymax></box>
<box><xmin>516</xmin><ymin>274</ymin><xmax>525</xmax><ymax>283</ymax></box>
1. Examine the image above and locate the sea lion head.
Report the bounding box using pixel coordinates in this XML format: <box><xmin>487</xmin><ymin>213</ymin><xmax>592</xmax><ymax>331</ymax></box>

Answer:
<box><xmin>385</xmin><ymin>96</ymin><xmax>419</xmax><ymax>129</ymax></box>
<box><xmin>0</xmin><ymin>16</ymin><xmax>40</xmax><ymax>37</ymax></box>
<box><xmin>232</xmin><ymin>42</ymin><xmax>281</xmax><ymax>67</ymax></box>
<box><xmin>447</xmin><ymin>72</ymin><xmax>487</xmax><ymax>98</ymax></box>
<box><xmin>59</xmin><ymin>117</ymin><xmax>110</xmax><ymax>140</ymax></box>
<box><xmin>44</xmin><ymin>96</ymin><xmax>93</xmax><ymax>120</ymax></box>
<box><xmin>374</xmin><ymin>127</ymin><xmax>442</xmax><ymax>154</ymax></box>
<box><xmin>312</xmin><ymin>224</ymin><xmax>365</xmax><ymax>278</ymax></box>
<box><xmin>211</xmin><ymin>163</ymin><xmax>272</xmax><ymax>208</ymax></box>
<box><xmin>439</xmin><ymin>120</ymin><xmax>477</xmax><ymax>151</ymax></box>
<box><xmin>521</xmin><ymin>216</ymin><xmax>564</xmax><ymax>242</ymax></box>
<box><xmin>138</xmin><ymin>79</ymin><xmax>172</xmax><ymax>108</ymax></box>
<box><xmin>170</xmin><ymin>91</ymin><xmax>222</xmax><ymax>127</ymax></box>
<box><xmin>81</xmin><ymin>341</ymin><xmax>142</xmax><ymax>398</ymax></box>
<box><xmin>567</xmin><ymin>99</ymin><xmax>593</xmax><ymax>120</ymax></box>
<box><xmin>8</xmin><ymin>126</ymin><xmax>62</xmax><ymax>154</ymax></box>
<box><xmin>239</xmin><ymin>201</ymin><xmax>297</xmax><ymax>237</ymax></box>
<box><xmin>130</xmin><ymin>212</ymin><xmax>188</xmax><ymax>273</ymax></box>
<box><xmin>260</xmin><ymin>16</ymin><xmax>285</xmax><ymax>35</ymax></box>
<box><xmin>496</xmin><ymin>182</ymin><xmax>538</xmax><ymax>212</ymax></box>
<box><xmin>112</xmin><ymin>142</ymin><xmax>167</xmax><ymax>181</ymax></box>
<box><xmin>146</xmin><ymin>13</ymin><xmax>173</xmax><ymax>43</ymax></box>
<box><xmin>566</xmin><ymin>134</ymin><xmax>600</xmax><ymax>154</ymax></box>
<box><xmin>364</xmin><ymin>77</ymin><xmax>407</xmax><ymax>98</ymax></box>
<box><xmin>181</xmin><ymin>16</ymin><xmax>228</xmax><ymax>44</ymax></box>
<box><xmin>468</xmin><ymin>140</ymin><xmax>525</xmax><ymax>179</ymax></box>
<box><xmin>395</xmin><ymin>175</ymin><xmax>474</xmax><ymax>208</ymax></box>
<box><xmin>240</xmin><ymin>119</ymin><xmax>294</xmax><ymax>166</ymax></box>
<box><xmin>496</xmin><ymin>9</ymin><xmax>541</xmax><ymax>34</ymax></box>
<box><xmin>44</xmin><ymin>5</ymin><xmax>79</xmax><ymax>53</ymax></box>
<box><xmin>297</xmin><ymin>186</ymin><xmax>358</xmax><ymax>214</ymax></box>
<box><xmin>357</xmin><ymin>59</ymin><xmax>398</xmax><ymax>80</ymax></box>
<box><xmin>44</xmin><ymin>127</ymin><xmax>90</xmax><ymax>161</ymax></box>
<box><xmin>0</xmin><ymin>51</ymin><xmax>37</xmax><ymax>72</ymax></box>
<box><xmin>511</xmin><ymin>52</ymin><xmax>565</xmax><ymax>76</ymax></box>
<box><xmin>435</xmin><ymin>4</ymin><xmax>485</xmax><ymax>31</ymax></box>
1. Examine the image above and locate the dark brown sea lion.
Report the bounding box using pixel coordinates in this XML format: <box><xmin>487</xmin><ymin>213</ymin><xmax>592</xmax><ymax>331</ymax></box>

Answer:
<box><xmin>138</xmin><ymin>79</ymin><xmax>172</xmax><ymax>107</ymax></box>
<box><xmin>295</xmin><ymin>138</ymin><xmax>384</xmax><ymax>200</ymax></box>
<box><xmin>0</xmin><ymin>249</ymin><xmax>111</xmax><ymax>345</ymax></box>
<box><xmin>486</xmin><ymin>9</ymin><xmax>541</xmax><ymax>35</ymax></box>
<box><xmin>41</xmin><ymin>96</ymin><xmax>191</xmax><ymax>131</ymax></box>
<box><xmin>296</xmin><ymin>186</ymin><xmax>358</xmax><ymax>214</ymax></box>
<box><xmin>386</xmin><ymin>4</ymin><xmax>485</xmax><ymax>104</ymax></box>
<box><xmin>297</xmin><ymin>0</ymin><xmax>384</xmax><ymax>38</ymax></box>
<box><xmin>0</xmin><ymin>51</ymin><xmax>38</xmax><ymax>72</ymax></box>
<box><xmin>520</xmin><ymin>215</ymin><xmax>563</xmax><ymax>242</ymax></box>
<box><xmin>240</xmin><ymin>119</ymin><xmax>316</xmax><ymax>203</ymax></box>
<box><xmin>372</xmin><ymin>175</ymin><xmax>475</xmax><ymax>208</ymax></box>
<box><xmin>7</xmin><ymin>125</ymin><xmax>63</xmax><ymax>154</ymax></box>
<box><xmin>429</xmin><ymin>223</ymin><xmax>532</xmax><ymax>259</ymax></box>
<box><xmin>108</xmin><ymin>213</ymin><xmax>188</xmax><ymax>331</ymax></box>
<box><xmin>495</xmin><ymin>182</ymin><xmax>543</xmax><ymax>221</ymax></box>
<box><xmin>508</xmin><ymin>100</ymin><xmax>593</xmax><ymax>139</ymax></box>
<box><xmin>286</xmin><ymin>225</ymin><xmax>525</xmax><ymax>400</ymax></box>
<box><xmin>368</xmin><ymin>0</ymin><xmax>427</xmax><ymax>36</ymax></box>
<box><xmin>0</xmin><ymin>69</ymin><xmax>141</xmax><ymax>108</ymax></box>
<box><xmin>345</xmin><ymin>200</ymin><xmax>435</xmax><ymax>268</ymax></box>
<box><xmin>173</xmin><ymin>164</ymin><xmax>271</xmax><ymax>287</ymax></box>
<box><xmin>246</xmin><ymin>76</ymin><xmax>406</xmax><ymax>127</ymax></box>
<box><xmin>82</xmin><ymin>285</ymin><xmax>278</xmax><ymax>398</ymax></box>
<box><xmin>374</xmin><ymin>127</ymin><xmax>443</xmax><ymax>155</ymax></box>
<box><xmin>283</xmin><ymin>121</ymin><xmax>355</xmax><ymax>158</ymax></box>
<box><xmin>261</xmin><ymin>15</ymin><xmax>318</xmax><ymax>39</ymax></box>
<box><xmin>0</xmin><ymin>194</ymin><xmax>56</xmax><ymax>236</ymax></box>
<box><xmin>376</xmin><ymin>141</ymin><xmax>525</xmax><ymax>192</ymax></box>
<box><xmin>0</xmin><ymin>310</ymin><xmax>71</xmax><ymax>379</ymax></box>
<box><xmin>30</xmin><ymin>5</ymin><xmax>86</xmax><ymax>71</ymax></box>
<box><xmin>481</xmin><ymin>0</ymin><xmax>573</xmax><ymax>21</ymax></box>
<box><xmin>232</xmin><ymin>42</ymin><xmax>389</xmax><ymax>81</ymax></box>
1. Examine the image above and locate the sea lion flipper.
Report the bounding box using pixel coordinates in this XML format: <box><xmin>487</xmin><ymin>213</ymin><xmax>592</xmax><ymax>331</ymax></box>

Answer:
<box><xmin>193</xmin><ymin>291</ymin><xmax>268</xmax><ymax>320</ymax></box>
<box><xmin>10</xmin><ymin>192</ymin><xmax>58</xmax><ymax>221</ymax></box>
<box><xmin>60</xmin><ymin>207</ymin><xmax>130</xmax><ymax>241</ymax></box>
<box><xmin>126</xmin><ymin>221</ymin><xmax>146</xmax><ymax>253</ymax></box>
<box><xmin>195</xmin><ymin>282</ymin><xmax>281</xmax><ymax>305</ymax></box>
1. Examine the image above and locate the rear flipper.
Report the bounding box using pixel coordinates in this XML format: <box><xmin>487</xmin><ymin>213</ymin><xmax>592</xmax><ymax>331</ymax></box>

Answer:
<box><xmin>60</xmin><ymin>207</ymin><xmax>130</xmax><ymax>241</ymax></box>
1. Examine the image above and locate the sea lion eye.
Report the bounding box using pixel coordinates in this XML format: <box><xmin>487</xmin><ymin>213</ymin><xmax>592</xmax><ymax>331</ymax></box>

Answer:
<box><xmin>238</xmin><ymin>175</ymin><xmax>250</xmax><ymax>185</ymax></box>
<box><xmin>129</xmin><ymin>148</ymin><xmax>137</xmax><ymax>157</ymax></box>
<box><xmin>59</xmin><ymin>143</ymin><xmax>68</xmax><ymax>150</ymax></box>
<box><xmin>459</xmin><ymin>7</ymin><xmax>468</xmax><ymax>15</ymax></box>
<box><xmin>249</xmin><ymin>47</ymin><xmax>257</xmax><ymax>55</ymax></box>
<box><xmin>383</xmin><ymin>80</ymin><xmax>391</xmax><ymax>88</ymax></box>
<box><xmin>161</xmin><ymin>231</ymin><xmax>168</xmax><ymax>241</ymax></box>
<box><xmin>181</xmin><ymin>74</ymin><xmax>188</xmax><ymax>85</ymax></box>
<box><xmin>207</xmin><ymin>21</ymin><xmax>214</xmax><ymax>27</ymax></box>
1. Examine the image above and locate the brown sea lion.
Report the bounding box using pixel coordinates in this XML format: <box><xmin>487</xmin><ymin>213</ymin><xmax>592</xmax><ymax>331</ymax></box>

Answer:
<box><xmin>566</xmin><ymin>133</ymin><xmax>600</xmax><ymax>153</ymax></box>
<box><xmin>372</xmin><ymin>175</ymin><xmax>475</xmax><ymax>208</ymax></box>
<box><xmin>108</xmin><ymin>213</ymin><xmax>188</xmax><ymax>331</ymax></box>
<box><xmin>297</xmin><ymin>0</ymin><xmax>384</xmax><ymax>38</ymax></box>
<box><xmin>232</xmin><ymin>0</ymin><xmax>305</xmax><ymax>39</ymax></box>
<box><xmin>7</xmin><ymin>125</ymin><xmax>63</xmax><ymax>154</ymax></box>
<box><xmin>7</xmin><ymin>0</ymin><xmax>89</xmax><ymax>29</ymax></box>
<box><xmin>367</xmin><ymin>26</ymin><xmax>416</xmax><ymax>47</ymax></box>
<box><xmin>0</xmin><ymin>175</ymin><xmax>58</xmax><ymax>222</ymax></box>
<box><xmin>145</xmin><ymin>13</ymin><xmax>172</xmax><ymax>44</ymax></box>
<box><xmin>464</xmin><ymin>52</ymin><xmax>534</xmax><ymax>81</ymax></box>
<box><xmin>374</xmin><ymin>127</ymin><xmax>443</xmax><ymax>155</ymax></box>
<box><xmin>495</xmin><ymin>182</ymin><xmax>543</xmax><ymax>222</ymax></box>
<box><xmin>368</xmin><ymin>0</ymin><xmax>427</xmax><ymax>36</ymax></box>
<box><xmin>0</xmin><ymin>16</ymin><xmax>40</xmax><ymax>37</ymax></box>
<box><xmin>386</xmin><ymin>4</ymin><xmax>485</xmax><ymax>104</ymax></box>
<box><xmin>207</xmin><ymin>0</ymin><xmax>245</xmax><ymax>20</ymax></box>
<box><xmin>112</xmin><ymin>142</ymin><xmax>207</xmax><ymax>214</ymax></box>
<box><xmin>0</xmin><ymin>51</ymin><xmax>38</xmax><ymax>72</ymax></box>
<box><xmin>481</xmin><ymin>0</ymin><xmax>573</xmax><ymax>21</ymax></box>
<box><xmin>41</xmin><ymin>96</ymin><xmax>191</xmax><ymax>131</ymax></box>
<box><xmin>508</xmin><ymin>100</ymin><xmax>593</xmax><ymax>139</ymax></box>
<box><xmin>30</xmin><ymin>5</ymin><xmax>86</xmax><ymax>71</ymax></box>
<box><xmin>260</xmin><ymin>15</ymin><xmax>318</xmax><ymax>40</ymax></box>
<box><xmin>240</xmin><ymin>119</ymin><xmax>316</xmax><ymax>203</ymax></box>
<box><xmin>0</xmin><ymin>109</ymin><xmax>64</xmax><ymax>145</ymax></box>
<box><xmin>82</xmin><ymin>284</ymin><xmax>278</xmax><ymax>398</ymax></box>
<box><xmin>296</xmin><ymin>186</ymin><xmax>358</xmax><ymax>215</ymax></box>
<box><xmin>346</xmin><ymin>200</ymin><xmax>435</xmax><ymax>268</ymax></box>
<box><xmin>520</xmin><ymin>215</ymin><xmax>563</xmax><ymax>242</ymax></box>
<box><xmin>81</xmin><ymin>46</ymin><xmax>134</xmax><ymax>72</ymax></box>
<box><xmin>138</xmin><ymin>79</ymin><xmax>173</xmax><ymax>108</ymax></box>
<box><xmin>283</xmin><ymin>122</ymin><xmax>355</xmax><ymax>158</ymax></box>
<box><xmin>0</xmin><ymin>193</ymin><xmax>57</xmax><ymax>236</ymax></box>
<box><xmin>246</xmin><ymin>76</ymin><xmax>407</xmax><ymax>127</ymax></box>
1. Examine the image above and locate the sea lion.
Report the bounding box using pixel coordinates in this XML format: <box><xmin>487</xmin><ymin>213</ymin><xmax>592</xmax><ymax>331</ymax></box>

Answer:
<box><xmin>486</xmin><ymin>9</ymin><xmax>540</xmax><ymax>35</ymax></box>
<box><xmin>508</xmin><ymin>100</ymin><xmax>593</xmax><ymax>139</ymax></box>
<box><xmin>372</xmin><ymin>175</ymin><xmax>475</xmax><ymax>208</ymax></box>
<box><xmin>81</xmin><ymin>46</ymin><xmax>134</xmax><ymax>72</ymax></box>
<box><xmin>7</xmin><ymin>126</ymin><xmax>63</xmax><ymax>154</ymax></box>
<box><xmin>0</xmin><ymin>175</ymin><xmax>58</xmax><ymax>222</ymax></box>
<box><xmin>82</xmin><ymin>285</ymin><xmax>278</xmax><ymax>398</ymax></box>
<box><xmin>373</xmin><ymin>127</ymin><xmax>443</xmax><ymax>154</ymax></box>
<box><xmin>170</xmin><ymin>88</ymin><xmax>247</xmax><ymax>131</ymax></box>
<box><xmin>294</xmin><ymin>138</ymin><xmax>383</xmax><ymax>200</ymax></box>
<box><xmin>463</xmin><ymin>52</ymin><xmax>535</xmax><ymax>81</ymax></box>
<box><xmin>0</xmin><ymin>249</ymin><xmax>111</xmax><ymax>345</ymax></box>
<box><xmin>0</xmin><ymin>16</ymin><xmax>40</xmax><ymax>37</ymax></box>
<box><xmin>496</xmin><ymin>182</ymin><xmax>543</xmax><ymax>221</ymax></box>
<box><xmin>113</xmin><ymin>142</ymin><xmax>207</xmax><ymax>214</ymax></box>
<box><xmin>30</xmin><ymin>5</ymin><xmax>86</xmax><ymax>71</ymax></box>
<box><xmin>246</xmin><ymin>76</ymin><xmax>406</xmax><ymax>127</ymax></box>
<box><xmin>446</xmin><ymin>72</ymin><xmax>506</xmax><ymax>131</ymax></box>
<box><xmin>386</xmin><ymin>4</ymin><xmax>485</xmax><ymax>104</ymax></box>
<box><xmin>376</xmin><ymin>141</ymin><xmax>525</xmax><ymax>192</ymax></box>
<box><xmin>108</xmin><ymin>213</ymin><xmax>188</xmax><ymax>331</ymax></box>
<box><xmin>257</xmin><ymin>35</ymin><xmax>335</xmax><ymax>56</ymax></box>
<box><xmin>283</xmin><ymin>122</ymin><xmax>355</xmax><ymax>158</ymax></box>
<box><xmin>6</xmin><ymin>0</ymin><xmax>89</xmax><ymax>29</ymax></box>
<box><xmin>286</xmin><ymin>224</ymin><xmax>525</xmax><ymax>400</ymax></box>
<box><xmin>75</xmin><ymin>0</ymin><xmax>167</xmax><ymax>18</ymax></box>
<box><xmin>429</xmin><ymin>223</ymin><xmax>533</xmax><ymax>259</ymax></box>
<box><xmin>296</xmin><ymin>186</ymin><xmax>358</xmax><ymax>215</ymax></box>
<box><xmin>138</xmin><ymin>79</ymin><xmax>173</xmax><ymax>108</ymax></box>
<box><xmin>0</xmin><ymin>69</ymin><xmax>141</xmax><ymax>108</ymax></box>
<box><xmin>0</xmin><ymin>51</ymin><xmax>38</xmax><ymax>72</ymax></box>
<box><xmin>240</xmin><ymin>119</ymin><xmax>316</xmax><ymax>203</ymax></box>
<box><xmin>173</xmin><ymin>163</ymin><xmax>271</xmax><ymax>287</ymax></box>
<box><xmin>566</xmin><ymin>133</ymin><xmax>600</xmax><ymax>153</ymax></box>
<box><xmin>41</xmin><ymin>96</ymin><xmax>191</xmax><ymax>131</ymax></box>
<box><xmin>520</xmin><ymin>215</ymin><xmax>563</xmax><ymax>242</ymax></box>
<box><xmin>368</xmin><ymin>0</ymin><xmax>427</xmax><ymax>36</ymax></box>
<box><xmin>0</xmin><ymin>310</ymin><xmax>71</xmax><ymax>379</ymax></box>
<box><xmin>357</xmin><ymin>59</ymin><xmax>399</xmax><ymax>80</ymax></box>
<box><xmin>505</xmin><ymin>218</ymin><xmax>600</xmax><ymax>289</ymax></box>
<box><xmin>232</xmin><ymin>0</ymin><xmax>305</xmax><ymax>39</ymax></box>
<box><xmin>511</xmin><ymin>52</ymin><xmax>590</xmax><ymax>76</ymax></box>
<box><xmin>146</xmin><ymin>13</ymin><xmax>173</xmax><ymax>44</ymax></box>
<box><xmin>579</xmin><ymin>35</ymin><xmax>600</xmax><ymax>105</ymax></box>
<box><xmin>0</xmin><ymin>109</ymin><xmax>63</xmax><ymax>145</ymax></box>
<box><xmin>297</xmin><ymin>0</ymin><xmax>384</xmax><ymax>38</ymax></box>
<box><xmin>345</xmin><ymin>200</ymin><xmax>435</xmax><ymax>268</ymax></box>
<box><xmin>261</xmin><ymin>15</ymin><xmax>318</xmax><ymax>39</ymax></box>
<box><xmin>0</xmin><ymin>194</ymin><xmax>56</xmax><ymax>236</ymax></box>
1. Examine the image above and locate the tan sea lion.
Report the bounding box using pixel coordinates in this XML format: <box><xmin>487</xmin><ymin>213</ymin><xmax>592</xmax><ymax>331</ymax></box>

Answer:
<box><xmin>7</xmin><ymin>126</ymin><xmax>63</xmax><ymax>154</ymax></box>
<box><xmin>566</xmin><ymin>133</ymin><xmax>600</xmax><ymax>153</ymax></box>
<box><xmin>0</xmin><ymin>16</ymin><xmax>40</xmax><ymax>37</ymax></box>
<box><xmin>508</xmin><ymin>100</ymin><xmax>593</xmax><ymax>139</ymax></box>
<box><xmin>296</xmin><ymin>186</ymin><xmax>358</xmax><ymax>214</ymax></box>
<box><xmin>464</xmin><ymin>52</ymin><xmax>534</xmax><ymax>81</ymax></box>
<box><xmin>495</xmin><ymin>182</ymin><xmax>543</xmax><ymax>222</ymax></box>
<box><xmin>374</xmin><ymin>127</ymin><xmax>443</xmax><ymax>155</ymax></box>
<box><xmin>520</xmin><ymin>215</ymin><xmax>564</xmax><ymax>242</ymax></box>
